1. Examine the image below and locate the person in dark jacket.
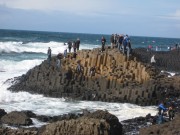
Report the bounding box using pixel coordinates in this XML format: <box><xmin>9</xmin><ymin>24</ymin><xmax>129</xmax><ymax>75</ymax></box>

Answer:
<box><xmin>68</xmin><ymin>41</ymin><xmax>72</xmax><ymax>53</ymax></box>
<box><xmin>47</xmin><ymin>47</ymin><xmax>51</xmax><ymax>67</ymax></box>
<box><xmin>76</xmin><ymin>38</ymin><xmax>80</xmax><ymax>51</ymax></box>
<box><xmin>101</xmin><ymin>36</ymin><xmax>106</xmax><ymax>52</ymax></box>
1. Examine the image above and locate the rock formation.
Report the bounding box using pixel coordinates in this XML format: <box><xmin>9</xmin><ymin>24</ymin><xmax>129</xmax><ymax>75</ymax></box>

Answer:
<box><xmin>132</xmin><ymin>48</ymin><xmax>180</xmax><ymax>72</ymax></box>
<box><xmin>0</xmin><ymin>109</ymin><xmax>122</xmax><ymax>135</ymax></box>
<box><xmin>39</xmin><ymin>110</ymin><xmax>122</xmax><ymax>135</ymax></box>
<box><xmin>8</xmin><ymin>48</ymin><xmax>180</xmax><ymax>106</ymax></box>
<box><xmin>139</xmin><ymin>114</ymin><xmax>180</xmax><ymax>135</ymax></box>
<box><xmin>4</xmin><ymin>47</ymin><xmax>180</xmax><ymax>135</ymax></box>
<box><xmin>1</xmin><ymin>111</ymin><xmax>33</xmax><ymax>126</ymax></box>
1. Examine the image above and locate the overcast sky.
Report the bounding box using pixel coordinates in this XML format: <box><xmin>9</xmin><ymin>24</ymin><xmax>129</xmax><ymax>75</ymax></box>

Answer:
<box><xmin>0</xmin><ymin>0</ymin><xmax>180</xmax><ymax>38</ymax></box>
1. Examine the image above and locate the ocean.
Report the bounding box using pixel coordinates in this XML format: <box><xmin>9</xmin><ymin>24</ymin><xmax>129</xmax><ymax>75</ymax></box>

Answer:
<box><xmin>0</xmin><ymin>29</ymin><xmax>180</xmax><ymax>127</ymax></box>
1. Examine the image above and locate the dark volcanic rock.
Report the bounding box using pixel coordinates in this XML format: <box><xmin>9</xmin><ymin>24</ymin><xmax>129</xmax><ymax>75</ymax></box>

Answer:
<box><xmin>122</xmin><ymin>114</ymin><xmax>157</xmax><ymax>135</ymax></box>
<box><xmin>0</xmin><ymin>127</ymin><xmax>38</xmax><ymax>135</ymax></box>
<box><xmin>1</xmin><ymin>111</ymin><xmax>33</xmax><ymax>126</ymax></box>
<box><xmin>132</xmin><ymin>48</ymin><xmax>180</xmax><ymax>72</ymax></box>
<box><xmin>0</xmin><ymin>109</ymin><xmax>7</xmax><ymax>119</ymax></box>
<box><xmin>39</xmin><ymin>110</ymin><xmax>123</xmax><ymax>135</ymax></box>
<box><xmin>36</xmin><ymin>113</ymin><xmax>81</xmax><ymax>123</ymax></box>
<box><xmin>139</xmin><ymin>114</ymin><xmax>180</xmax><ymax>135</ymax></box>
<box><xmin>84</xmin><ymin>110</ymin><xmax>123</xmax><ymax>135</ymax></box>
<box><xmin>8</xmin><ymin>48</ymin><xmax>165</xmax><ymax>106</ymax></box>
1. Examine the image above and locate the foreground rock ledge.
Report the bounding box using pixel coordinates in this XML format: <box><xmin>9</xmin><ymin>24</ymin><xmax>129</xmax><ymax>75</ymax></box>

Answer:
<box><xmin>139</xmin><ymin>114</ymin><xmax>180</xmax><ymax>135</ymax></box>
<box><xmin>0</xmin><ymin>110</ymin><xmax>122</xmax><ymax>135</ymax></box>
<box><xmin>8</xmin><ymin>48</ymin><xmax>180</xmax><ymax>106</ymax></box>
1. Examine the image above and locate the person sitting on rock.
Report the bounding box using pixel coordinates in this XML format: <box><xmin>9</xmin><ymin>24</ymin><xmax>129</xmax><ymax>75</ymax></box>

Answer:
<box><xmin>76</xmin><ymin>61</ymin><xmax>83</xmax><ymax>74</ymax></box>
<box><xmin>89</xmin><ymin>66</ymin><xmax>96</xmax><ymax>77</ymax></box>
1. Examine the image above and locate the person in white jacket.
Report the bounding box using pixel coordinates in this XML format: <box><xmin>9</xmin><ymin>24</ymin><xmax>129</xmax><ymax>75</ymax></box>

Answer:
<box><xmin>150</xmin><ymin>55</ymin><xmax>156</xmax><ymax>65</ymax></box>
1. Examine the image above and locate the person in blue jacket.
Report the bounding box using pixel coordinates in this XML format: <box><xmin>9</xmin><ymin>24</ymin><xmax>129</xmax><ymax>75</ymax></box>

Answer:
<box><xmin>157</xmin><ymin>102</ymin><xmax>167</xmax><ymax>124</ymax></box>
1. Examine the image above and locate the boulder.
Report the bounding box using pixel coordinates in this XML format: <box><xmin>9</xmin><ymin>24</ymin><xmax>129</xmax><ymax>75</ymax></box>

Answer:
<box><xmin>0</xmin><ymin>109</ymin><xmax>7</xmax><ymax>119</ymax></box>
<box><xmin>1</xmin><ymin>111</ymin><xmax>33</xmax><ymax>126</ymax></box>
<box><xmin>84</xmin><ymin>110</ymin><xmax>123</xmax><ymax>135</ymax></box>
<box><xmin>39</xmin><ymin>110</ymin><xmax>122</xmax><ymax>135</ymax></box>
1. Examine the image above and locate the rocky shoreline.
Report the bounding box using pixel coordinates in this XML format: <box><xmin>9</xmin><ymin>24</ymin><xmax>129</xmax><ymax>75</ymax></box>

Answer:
<box><xmin>1</xmin><ymin>107</ymin><xmax>180</xmax><ymax>135</ymax></box>
<box><xmin>4</xmin><ymin>47</ymin><xmax>180</xmax><ymax>134</ymax></box>
<box><xmin>0</xmin><ymin>109</ymin><xmax>123</xmax><ymax>135</ymax></box>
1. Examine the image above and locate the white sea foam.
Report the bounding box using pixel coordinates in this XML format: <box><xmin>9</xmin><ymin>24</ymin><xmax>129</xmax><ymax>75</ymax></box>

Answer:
<box><xmin>0</xmin><ymin>41</ymin><xmax>100</xmax><ymax>54</ymax></box>
<box><xmin>161</xmin><ymin>70</ymin><xmax>177</xmax><ymax>77</ymax></box>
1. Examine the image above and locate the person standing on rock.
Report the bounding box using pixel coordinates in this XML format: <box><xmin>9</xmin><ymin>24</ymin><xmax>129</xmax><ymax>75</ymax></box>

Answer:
<box><xmin>157</xmin><ymin>102</ymin><xmax>167</xmax><ymax>124</ymax></box>
<box><xmin>110</xmin><ymin>34</ymin><xmax>114</xmax><ymax>48</ymax></box>
<box><xmin>168</xmin><ymin>106</ymin><xmax>175</xmax><ymax>121</ymax></box>
<box><xmin>47</xmin><ymin>47</ymin><xmax>51</xmax><ymax>67</ymax></box>
<box><xmin>73</xmin><ymin>41</ymin><xmax>77</xmax><ymax>53</ymax></box>
<box><xmin>150</xmin><ymin>55</ymin><xmax>156</xmax><ymax>66</ymax></box>
<box><xmin>64</xmin><ymin>48</ymin><xmax>67</xmax><ymax>58</ymax></box>
<box><xmin>76</xmin><ymin>38</ymin><xmax>80</xmax><ymax>51</ymax></box>
<box><xmin>101</xmin><ymin>36</ymin><xmax>106</xmax><ymax>52</ymax></box>
<box><xmin>68</xmin><ymin>41</ymin><xmax>72</xmax><ymax>53</ymax></box>
<box><xmin>56</xmin><ymin>57</ymin><xmax>61</xmax><ymax>71</ymax></box>
<box><xmin>56</xmin><ymin>53</ymin><xmax>62</xmax><ymax>71</ymax></box>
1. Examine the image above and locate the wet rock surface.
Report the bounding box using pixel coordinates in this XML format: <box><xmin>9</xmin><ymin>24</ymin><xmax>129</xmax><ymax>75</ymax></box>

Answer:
<box><xmin>39</xmin><ymin>110</ymin><xmax>122</xmax><ymax>135</ymax></box>
<box><xmin>0</xmin><ymin>109</ymin><xmax>123</xmax><ymax>135</ymax></box>
<box><xmin>1</xmin><ymin>111</ymin><xmax>33</xmax><ymax>126</ymax></box>
<box><xmin>0</xmin><ymin>108</ymin><xmax>180</xmax><ymax>135</ymax></box>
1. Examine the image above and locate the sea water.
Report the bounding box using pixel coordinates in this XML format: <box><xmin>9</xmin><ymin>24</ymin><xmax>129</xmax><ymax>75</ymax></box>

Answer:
<box><xmin>1</xmin><ymin>29</ymin><xmax>180</xmax><ymax>127</ymax></box>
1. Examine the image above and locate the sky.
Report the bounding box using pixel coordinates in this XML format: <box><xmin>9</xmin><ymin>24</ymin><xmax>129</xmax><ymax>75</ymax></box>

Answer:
<box><xmin>0</xmin><ymin>0</ymin><xmax>180</xmax><ymax>38</ymax></box>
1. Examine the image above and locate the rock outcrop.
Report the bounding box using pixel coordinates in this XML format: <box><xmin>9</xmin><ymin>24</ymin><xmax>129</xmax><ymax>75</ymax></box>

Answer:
<box><xmin>8</xmin><ymin>48</ymin><xmax>180</xmax><ymax>106</ymax></box>
<box><xmin>139</xmin><ymin>114</ymin><xmax>180</xmax><ymax>135</ymax></box>
<box><xmin>0</xmin><ymin>109</ymin><xmax>122</xmax><ymax>135</ymax></box>
<box><xmin>39</xmin><ymin>110</ymin><xmax>122</xmax><ymax>135</ymax></box>
<box><xmin>132</xmin><ymin>48</ymin><xmax>180</xmax><ymax>72</ymax></box>
<box><xmin>1</xmin><ymin>111</ymin><xmax>33</xmax><ymax>126</ymax></box>
<box><xmin>0</xmin><ymin>109</ymin><xmax>7</xmax><ymax>119</ymax></box>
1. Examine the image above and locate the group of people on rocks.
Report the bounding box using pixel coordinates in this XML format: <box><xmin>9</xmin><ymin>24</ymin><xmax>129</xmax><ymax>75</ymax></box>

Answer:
<box><xmin>67</xmin><ymin>38</ymin><xmax>80</xmax><ymax>53</ymax></box>
<box><xmin>101</xmin><ymin>34</ymin><xmax>132</xmax><ymax>57</ymax></box>
<box><xmin>147</xmin><ymin>43</ymin><xmax>180</xmax><ymax>52</ymax></box>
<box><xmin>157</xmin><ymin>100</ymin><xmax>176</xmax><ymax>124</ymax></box>
<box><xmin>47</xmin><ymin>38</ymin><xmax>81</xmax><ymax>71</ymax></box>
<box><xmin>46</xmin><ymin>37</ymin><xmax>97</xmax><ymax>79</ymax></box>
<box><xmin>156</xmin><ymin>90</ymin><xmax>180</xmax><ymax>125</ymax></box>
<box><xmin>167</xmin><ymin>43</ymin><xmax>180</xmax><ymax>51</ymax></box>
<box><xmin>47</xmin><ymin>34</ymin><xmax>133</xmax><ymax>78</ymax></box>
